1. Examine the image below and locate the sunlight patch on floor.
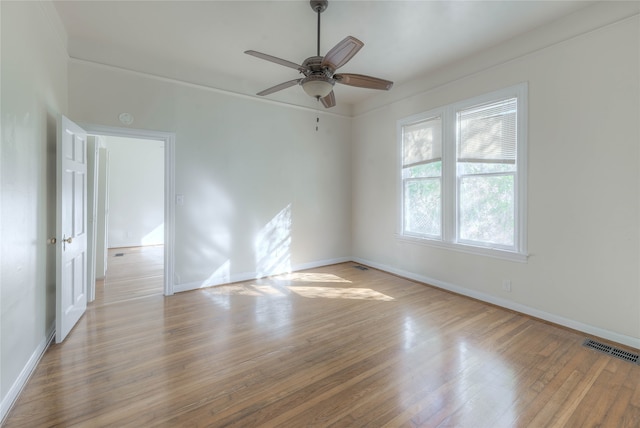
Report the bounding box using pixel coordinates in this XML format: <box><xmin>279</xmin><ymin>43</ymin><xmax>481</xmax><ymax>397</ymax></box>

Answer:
<box><xmin>204</xmin><ymin>282</ymin><xmax>394</xmax><ymax>302</ymax></box>
<box><xmin>203</xmin><ymin>269</ymin><xmax>394</xmax><ymax>301</ymax></box>
<box><xmin>281</xmin><ymin>272</ymin><xmax>352</xmax><ymax>283</ymax></box>
<box><xmin>287</xmin><ymin>286</ymin><xmax>394</xmax><ymax>301</ymax></box>
<box><xmin>206</xmin><ymin>283</ymin><xmax>288</xmax><ymax>297</ymax></box>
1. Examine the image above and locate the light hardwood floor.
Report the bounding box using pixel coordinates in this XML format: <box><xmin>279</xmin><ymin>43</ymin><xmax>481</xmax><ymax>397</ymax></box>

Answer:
<box><xmin>5</xmin><ymin>248</ymin><xmax>640</xmax><ymax>427</ymax></box>
<box><xmin>95</xmin><ymin>246</ymin><xmax>165</xmax><ymax>305</ymax></box>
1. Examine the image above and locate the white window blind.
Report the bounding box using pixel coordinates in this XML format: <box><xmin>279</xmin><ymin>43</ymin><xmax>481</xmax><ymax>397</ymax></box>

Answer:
<box><xmin>402</xmin><ymin>117</ymin><xmax>442</xmax><ymax>168</ymax></box>
<box><xmin>457</xmin><ymin>98</ymin><xmax>517</xmax><ymax>164</ymax></box>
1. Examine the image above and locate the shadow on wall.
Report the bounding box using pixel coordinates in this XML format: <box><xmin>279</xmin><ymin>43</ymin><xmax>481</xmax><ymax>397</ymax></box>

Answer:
<box><xmin>180</xmin><ymin>177</ymin><xmax>234</xmax><ymax>288</ymax></box>
<box><xmin>198</xmin><ymin>203</ymin><xmax>292</xmax><ymax>287</ymax></box>
<box><xmin>255</xmin><ymin>204</ymin><xmax>291</xmax><ymax>278</ymax></box>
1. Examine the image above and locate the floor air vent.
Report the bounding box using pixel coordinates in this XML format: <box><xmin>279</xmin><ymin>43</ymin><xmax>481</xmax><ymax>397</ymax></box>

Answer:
<box><xmin>353</xmin><ymin>265</ymin><xmax>369</xmax><ymax>271</ymax></box>
<box><xmin>583</xmin><ymin>338</ymin><xmax>640</xmax><ymax>365</ymax></box>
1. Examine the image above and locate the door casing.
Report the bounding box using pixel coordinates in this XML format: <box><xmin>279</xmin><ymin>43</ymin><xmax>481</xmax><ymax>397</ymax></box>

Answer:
<box><xmin>81</xmin><ymin>123</ymin><xmax>176</xmax><ymax>297</ymax></box>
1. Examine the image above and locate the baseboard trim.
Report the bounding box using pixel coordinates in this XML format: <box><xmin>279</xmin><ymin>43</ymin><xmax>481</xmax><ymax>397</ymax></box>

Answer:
<box><xmin>174</xmin><ymin>257</ymin><xmax>351</xmax><ymax>293</ymax></box>
<box><xmin>0</xmin><ymin>323</ymin><xmax>55</xmax><ymax>424</ymax></box>
<box><xmin>352</xmin><ymin>257</ymin><xmax>640</xmax><ymax>351</ymax></box>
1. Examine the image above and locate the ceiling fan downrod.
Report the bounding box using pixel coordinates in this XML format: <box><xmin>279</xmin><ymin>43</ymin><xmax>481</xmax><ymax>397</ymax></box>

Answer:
<box><xmin>310</xmin><ymin>0</ymin><xmax>328</xmax><ymax>57</ymax></box>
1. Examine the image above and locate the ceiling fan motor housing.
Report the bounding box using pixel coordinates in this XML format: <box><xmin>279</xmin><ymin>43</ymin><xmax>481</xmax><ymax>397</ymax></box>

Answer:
<box><xmin>302</xmin><ymin>56</ymin><xmax>332</xmax><ymax>77</ymax></box>
<box><xmin>300</xmin><ymin>56</ymin><xmax>335</xmax><ymax>98</ymax></box>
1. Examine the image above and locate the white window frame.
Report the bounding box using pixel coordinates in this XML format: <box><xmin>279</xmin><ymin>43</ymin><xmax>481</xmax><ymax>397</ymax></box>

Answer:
<box><xmin>397</xmin><ymin>83</ymin><xmax>528</xmax><ymax>262</ymax></box>
<box><xmin>400</xmin><ymin>114</ymin><xmax>444</xmax><ymax>240</ymax></box>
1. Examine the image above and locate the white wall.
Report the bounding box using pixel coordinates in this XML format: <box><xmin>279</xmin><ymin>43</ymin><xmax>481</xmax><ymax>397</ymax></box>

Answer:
<box><xmin>68</xmin><ymin>62</ymin><xmax>353</xmax><ymax>289</ymax></box>
<box><xmin>351</xmin><ymin>10</ymin><xmax>640</xmax><ymax>347</ymax></box>
<box><xmin>105</xmin><ymin>136</ymin><xmax>164</xmax><ymax>248</ymax></box>
<box><xmin>0</xmin><ymin>0</ymin><xmax>68</xmax><ymax>418</ymax></box>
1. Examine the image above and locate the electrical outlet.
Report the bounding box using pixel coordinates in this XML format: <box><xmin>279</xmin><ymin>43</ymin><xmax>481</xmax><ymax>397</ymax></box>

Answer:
<box><xmin>502</xmin><ymin>280</ymin><xmax>512</xmax><ymax>292</ymax></box>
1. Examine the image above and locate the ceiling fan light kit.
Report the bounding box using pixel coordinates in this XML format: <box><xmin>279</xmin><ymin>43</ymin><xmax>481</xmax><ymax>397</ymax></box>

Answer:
<box><xmin>301</xmin><ymin>76</ymin><xmax>335</xmax><ymax>98</ymax></box>
<box><xmin>245</xmin><ymin>0</ymin><xmax>393</xmax><ymax>108</ymax></box>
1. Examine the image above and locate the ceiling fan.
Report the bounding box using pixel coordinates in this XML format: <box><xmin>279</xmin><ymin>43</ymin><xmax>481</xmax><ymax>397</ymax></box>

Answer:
<box><xmin>244</xmin><ymin>0</ymin><xmax>393</xmax><ymax>108</ymax></box>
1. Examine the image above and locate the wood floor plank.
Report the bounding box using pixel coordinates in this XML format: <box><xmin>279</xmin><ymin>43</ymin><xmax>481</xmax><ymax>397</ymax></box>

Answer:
<box><xmin>4</xmin><ymin>249</ymin><xmax>640</xmax><ymax>427</ymax></box>
<box><xmin>567</xmin><ymin>359</ymin><xmax>633</xmax><ymax>427</ymax></box>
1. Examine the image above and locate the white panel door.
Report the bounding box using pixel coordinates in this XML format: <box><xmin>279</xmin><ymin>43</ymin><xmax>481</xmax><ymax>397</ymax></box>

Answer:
<box><xmin>56</xmin><ymin>116</ymin><xmax>88</xmax><ymax>343</ymax></box>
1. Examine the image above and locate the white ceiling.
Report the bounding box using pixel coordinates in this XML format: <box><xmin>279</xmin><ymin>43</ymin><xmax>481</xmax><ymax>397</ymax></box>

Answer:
<box><xmin>53</xmin><ymin>0</ymin><xmax>593</xmax><ymax>110</ymax></box>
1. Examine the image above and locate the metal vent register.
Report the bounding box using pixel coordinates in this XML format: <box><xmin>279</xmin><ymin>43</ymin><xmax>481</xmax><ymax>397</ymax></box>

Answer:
<box><xmin>583</xmin><ymin>338</ymin><xmax>640</xmax><ymax>365</ymax></box>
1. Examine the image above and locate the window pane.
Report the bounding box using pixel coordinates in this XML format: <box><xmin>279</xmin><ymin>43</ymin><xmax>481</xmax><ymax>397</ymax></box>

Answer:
<box><xmin>404</xmin><ymin>178</ymin><xmax>441</xmax><ymax>237</ymax></box>
<box><xmin>402</xmin><ymin>117</ymin><xmax>442</xmax><ymax>168</ymax></box>
<box><xmin>403</xmin><ymin>160</ymin><xmax>442</xmax><ymax>179</ymax></box>
<box><xmin>458</xmin><ymin>162</ymin><xmax>515</xmax><ymax>175</ymax></box>
<box><xmin>458</xmin><ymin>98</ymin><xmax>516</xmax><ymax>164</ymax></box>
<box><xmin>459</xmin><ymin>174</ymin><xmax>514</xmax><ymax>246</ymax></box>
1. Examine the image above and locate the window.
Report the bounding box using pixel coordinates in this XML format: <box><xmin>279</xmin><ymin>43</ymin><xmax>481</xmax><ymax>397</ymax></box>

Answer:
<box><xmin>402</xmin><ymin>116</ymin><xmax>442</xmax><ymax>238</ymax></box>
<box><xmin>398</xmin><ymin>84</ymin><xmax>527</xmax><ymax>260</ymax></box>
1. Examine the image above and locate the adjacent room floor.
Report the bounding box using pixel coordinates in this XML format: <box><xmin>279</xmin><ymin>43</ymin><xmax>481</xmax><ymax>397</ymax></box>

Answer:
<box><xmin>96</xmin><ymin>245</ymin><xmax>164</xmax><ymax>305</ymax></box>
<box><xmin>5</xmin><ymin>252</ymin><xmax>640</xmax><ymax>427</ymax></box>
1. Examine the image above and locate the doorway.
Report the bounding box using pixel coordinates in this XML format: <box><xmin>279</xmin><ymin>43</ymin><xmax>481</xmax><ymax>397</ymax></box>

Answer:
<box><xmin>83</xmin><ymin>124</ymin><xmax>175</xmax><ymax>299</ymax></box>
<box><xmin>102</xmin><ymin>136</ymin><xmax>165</xmax><ymax>303</ymax></box>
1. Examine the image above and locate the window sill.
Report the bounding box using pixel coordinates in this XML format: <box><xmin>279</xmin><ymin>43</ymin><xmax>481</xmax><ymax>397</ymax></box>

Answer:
<box><xmin>395</xmin><ymin>234</ymin><xmax>528</xmax><ymax>263</ymax></box>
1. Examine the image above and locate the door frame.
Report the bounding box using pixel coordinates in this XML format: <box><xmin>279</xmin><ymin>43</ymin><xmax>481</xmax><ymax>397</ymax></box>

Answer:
<box><xmin>86</xmin><ymin>137</ymin><xmax>100</xmax><ymax>302</ymax></box>
<box><xmin>81</xmin><ymin>123</ymin><xmax>176</xmax><ymax>296</ymax></box>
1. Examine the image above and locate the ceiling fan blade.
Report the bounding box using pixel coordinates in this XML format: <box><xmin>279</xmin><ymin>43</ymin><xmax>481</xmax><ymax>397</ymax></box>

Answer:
<box><xmin>321</xmin><ymin>36</ymin><xmax>364</xmax><ymax>71</ymax></box>
<box><xmin>334</xmin><ymin>73</ymin><xmax>393</xmax><ymax>90</ymax></box>
<box><xmin>257</xmin><ymin>79</ymin><xmax>302</xmax><ymax>96</ymax></box>
<box><xmin>245</xmin><ymin>50</ymin><xmax>307</xmax><ymax>72</ymax></box>
<box><xmin>320</xmin><ymin>91</ymin><xmax>336</xmax><ymax>108</ymax></box>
